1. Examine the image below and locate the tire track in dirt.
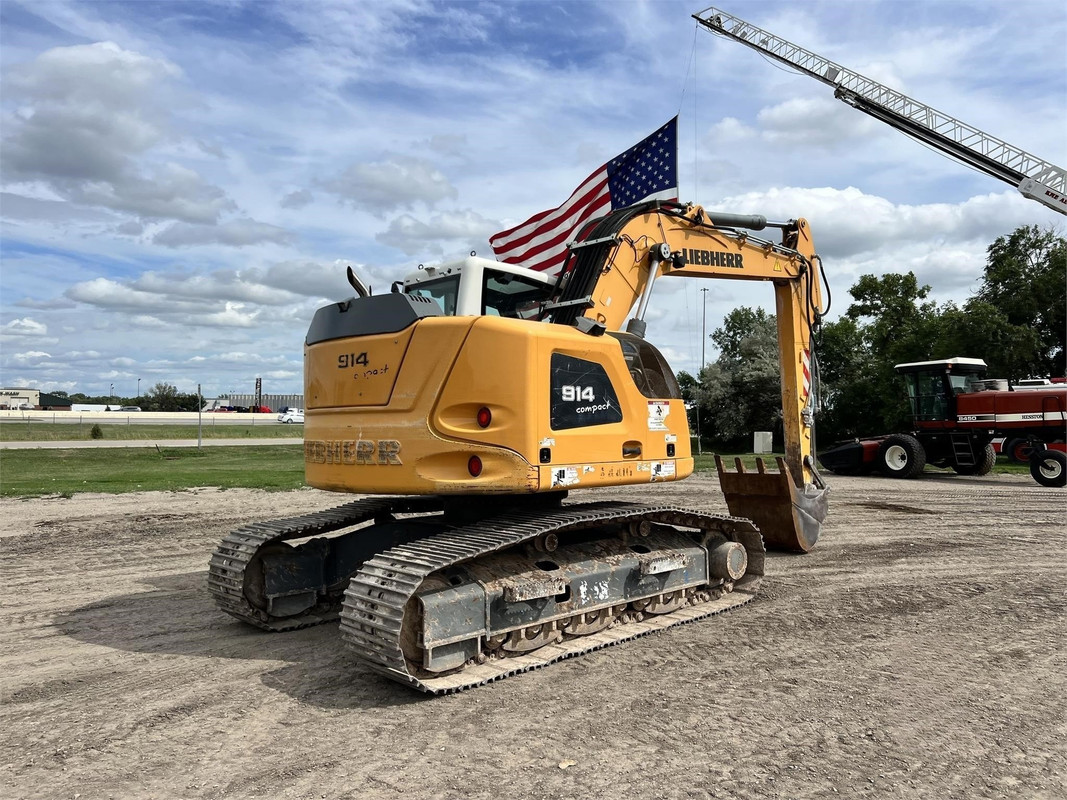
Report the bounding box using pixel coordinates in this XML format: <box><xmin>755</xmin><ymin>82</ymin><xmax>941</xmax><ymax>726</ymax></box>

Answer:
<box><xmin>1</xmin><ymin>476</ymin><xmax>1064</xmax><ymax>800</ymax></box>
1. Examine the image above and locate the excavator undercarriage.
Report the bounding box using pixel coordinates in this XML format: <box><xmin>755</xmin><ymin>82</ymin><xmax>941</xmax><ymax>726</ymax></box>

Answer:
<box><xmin>209</xmin><ymin>495</ymin><xmax>763</xmax><ymax>693</ymax></box>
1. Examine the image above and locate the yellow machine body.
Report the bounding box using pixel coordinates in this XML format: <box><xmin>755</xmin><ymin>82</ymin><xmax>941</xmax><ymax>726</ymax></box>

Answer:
<box><xmin>304</xmin><ymin>315</ymin><xmax>693</xmax><ymax>495</ymax></box>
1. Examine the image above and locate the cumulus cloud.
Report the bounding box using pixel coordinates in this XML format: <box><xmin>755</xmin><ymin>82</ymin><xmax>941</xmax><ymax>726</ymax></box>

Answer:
<box><xmin>2</xmin><ymin>41</ymin><xmax>233</xmax><ymax>224</ymax></box>
<box><xmin>756</xmin><ymin>96</ymin><xmax>877</xmax><ymax>147</ymax></box>
<box><xmin>65</xmin><ymin>278</ymin><xmax>196</xmax><ymax>312</ymax></box>
<box><xmin>9</xmin><ymin>350</ymin><xmax>52</xmax><ymax>362</ymax></box>
<box><xmin>376</xmin><ymin>209</ymin><xmax>499</xmax><ymax>255</ymax></box>
<box><xmin>200</xmin><ymin>302</ymin><xmax>260</xmax><ymax>328</ymax></box>
<box><xmin>702</xmin><ymin>185</ymin><xmax>1043</xmax><ymax>306</ymax></box>
<box><xmin>320</xmin><ymin>156</ymin><xmax>457</xmax><ymax>212</ymax></box>
<box><xmin>131</xmin><ymin>270</ymin><xmax>301</xmax><ymax>306</ymax></box>
<box><xmin>1</xmin><ymin>317</ymin><xmax>48</xmax><ymax>337</ymax></box>
<box><xmin>152</xmin><ymin>218</ymin><xmax>292</xmax><ymax>247</ymax></box>
<box><xmin>280</xmin><ymin>189</ymin><xmax>314</xmax><ymax>209</ymax></box>
<box><xmin>255</xmin><ymin>259</ymin><xmax>375</xmax><ymax>300</ymax></box>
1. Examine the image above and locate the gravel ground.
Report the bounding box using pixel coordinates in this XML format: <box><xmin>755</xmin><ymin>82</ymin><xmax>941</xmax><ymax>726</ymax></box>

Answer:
<box><xmin>1</xmin><ymin>472</ymin><xmax>1064</xmax><ymax>799</ymax></box>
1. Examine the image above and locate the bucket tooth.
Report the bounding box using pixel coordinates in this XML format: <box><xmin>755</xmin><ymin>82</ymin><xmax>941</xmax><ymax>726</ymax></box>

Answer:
<box><xmin>715</xmin><ymin>455</ymin><xmax>828</xmax><ymax>553</ymax></box>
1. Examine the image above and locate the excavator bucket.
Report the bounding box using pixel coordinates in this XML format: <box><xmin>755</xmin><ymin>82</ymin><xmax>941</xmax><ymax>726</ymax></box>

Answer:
<box><xmin>715</xmin><ymin>455</ymin><xmax>828</xmax><ymax>553</ymax></box>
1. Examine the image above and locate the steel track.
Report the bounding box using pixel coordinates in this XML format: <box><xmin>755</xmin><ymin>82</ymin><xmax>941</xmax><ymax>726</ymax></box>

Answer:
<box><xmin>207</xmin><ymin>496</ymin><xmax>443</xmax><ymax>631</ymax></box>
<box><xmin>339</xmin><ymin>501</ymin><xmax>764</xmax><ymax>693</ymax></box>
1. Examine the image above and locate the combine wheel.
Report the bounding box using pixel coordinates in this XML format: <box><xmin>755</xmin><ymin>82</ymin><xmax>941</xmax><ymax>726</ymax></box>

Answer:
<box><xmin>953</xmin><ymin>444</ymin><xmax>996</xmax><ymax>476</ymax></box>
<box><xmin>877</xmin><ymin>434</ymin><xmax>926</xmax><ymax>479</ymax></box>
<box><xmin>1030</xmin><ymin>449</ymin><xmax>1067</xmax><ymax>488</ymax></box>
<box><xmin>1006</xmin><ymin>438</ymin><xmax>1043</xmax><ymax>464</ymax></box>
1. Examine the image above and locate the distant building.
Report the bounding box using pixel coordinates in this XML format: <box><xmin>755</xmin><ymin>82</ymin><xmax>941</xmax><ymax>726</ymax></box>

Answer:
<box><xmin>205</xmin><ymin>393</ymin><xmax>304</xmax><ymax>413</ymax></box>
<box><xmin>0</xmin><ymin>387</ymin><xmax>40</xmax><ymax>409</ymax></box>
<box><xmin>39</xmin><ymin>393</ymin><xmax>72</xmax><ymax>410</ymax></box>
<box><xmin>1</xmin><ymin>388</ymin><xmax>74</xmax><ymax>410</ymax></box>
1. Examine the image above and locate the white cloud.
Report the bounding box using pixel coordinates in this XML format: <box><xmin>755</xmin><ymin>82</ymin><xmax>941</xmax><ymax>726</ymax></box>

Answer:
<box><xmin>320</xmin><ymin>156</ymin><xmax>458</xmax><ymax>212</ymax></box>
<box><xmin>1</xmin><ymin>317</ymin><xmax>48</xmax><ymax>337</ymax></box>
<box><xmin>376</xmin><ymin>209</ymin><xmax>499</xmax><ymax>255</ymax></box>
<box><xmin>152</xmin><ymin>218</ymin><xmax>292</xmax><ymax>247</ymax></box>
<box><xmin>9</xmin><ymin>350</ymin><xmax>52</xmax><ymax>362</ymax></box>
<box><xmin>1</xmin><ymin>41</ymin><xmax>237</xmax><ymax>224</ymax></box>
<box><xmin>199</xmin><ymin>302</ymin><xmax>260</xmax><ymax>328</ymax></box>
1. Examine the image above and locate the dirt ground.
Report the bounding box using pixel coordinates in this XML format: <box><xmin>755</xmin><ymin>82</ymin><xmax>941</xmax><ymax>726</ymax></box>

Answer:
<box><xmin>1</xmin><ymin>473</ymin><xmax>1064</xmax><ymax>800</ymax></box>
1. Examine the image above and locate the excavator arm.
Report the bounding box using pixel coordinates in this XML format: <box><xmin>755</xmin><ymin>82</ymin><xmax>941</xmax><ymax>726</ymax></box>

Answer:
<box><xmin>548</xmin><ymin>200</ymin><xmax>829</xmax><ymax>549</ymax></box>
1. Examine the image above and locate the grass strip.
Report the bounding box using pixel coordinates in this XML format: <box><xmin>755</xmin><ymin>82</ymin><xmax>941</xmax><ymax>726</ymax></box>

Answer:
<box><xmin>1</xmin><ymin>445</ymin><xmax>306</xmax><ymax>497</ymax></box>
<box><xmin>0</xmin><ymin>421</ymin><xmax>303</xmax><ymax>442</ymax></box>
<box><xmin>1</xmin><ymin>447</ymin><xmax>1031</xmax><ymax>499</ymax></box>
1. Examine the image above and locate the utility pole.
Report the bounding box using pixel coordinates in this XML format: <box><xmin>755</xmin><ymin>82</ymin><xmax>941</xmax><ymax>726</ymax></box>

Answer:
<box><xmin>697</xmin><ymin>287</ymin><xmax>709</xmax><ymax>456</ymax></box>
<box><xmin>137</xmin><ymin>377</ymin><xmax>141</xmax><ymax>401</ymax></box>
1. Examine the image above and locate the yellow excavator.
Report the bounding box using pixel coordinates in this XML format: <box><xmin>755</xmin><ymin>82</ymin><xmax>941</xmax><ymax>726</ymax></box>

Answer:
<box><xmin>209</xmin><ymin>200</ymin><xmax>829</xmax><ymax>693</ymax></box>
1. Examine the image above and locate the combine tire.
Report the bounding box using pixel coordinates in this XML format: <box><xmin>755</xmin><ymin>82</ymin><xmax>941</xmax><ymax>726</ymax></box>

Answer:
<box><xmin>877</xmin><ymin>434</ymin><xmax>926</xmax><ymax>479</ymax></box>
<box><xmin>1030</xmin><ymin>449</ymin><xmax>1067</xmax><ymax>488</ymax></box>
<box><xmin>953</xmin><ymin>444</ymin><xmax>996</xmax><ymax>476</ymax></box>
<box><xmin>1004</xmin><ymin>438</ymin><xmax>1041</xmax><ymax>464</ymax></box>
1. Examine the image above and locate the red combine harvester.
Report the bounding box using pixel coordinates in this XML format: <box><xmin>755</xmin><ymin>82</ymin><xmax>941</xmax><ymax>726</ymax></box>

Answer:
<box><xmin>819</xmin><ymin>358</ymin><xmax>1067</xmax><ymax>487</ymax></box>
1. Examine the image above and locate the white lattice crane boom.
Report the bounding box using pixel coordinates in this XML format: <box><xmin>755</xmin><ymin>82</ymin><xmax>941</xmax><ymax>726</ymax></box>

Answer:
<box><xmin>693</xmin><ymin>6</ymin><xmax>1067</xmax><ymax>215</ymax></box>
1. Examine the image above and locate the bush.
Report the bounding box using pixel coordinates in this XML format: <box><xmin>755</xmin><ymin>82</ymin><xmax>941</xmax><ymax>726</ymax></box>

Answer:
<box><xmin>89</xmin><ymin>424</ymin><xmax>103</xmax><ymax>440</ymax></box>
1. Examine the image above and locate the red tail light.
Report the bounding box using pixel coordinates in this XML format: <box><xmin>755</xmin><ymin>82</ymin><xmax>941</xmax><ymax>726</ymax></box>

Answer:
<box><xmin>477</xmin><ymin>407</ymin><xmax>492</xmax><ymax>428</ymax></box>
<box><xmin>467</xmin><ymin>455</ymin><xmax>483</xmax><ymax>477</ymax></box>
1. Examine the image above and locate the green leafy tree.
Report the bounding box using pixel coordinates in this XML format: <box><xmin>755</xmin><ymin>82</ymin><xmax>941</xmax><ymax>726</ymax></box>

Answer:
<box><xmin>841</xmin><ymin>271</ymin><xmax>944</xmax><ymax>432</ymax></box>
<box><xmin>699</xmin><ymin>307</ymin><xmax>783</xmax><ymax>448</ymax></box>
<box><xmin>975</xmin><ymin>225</ymin><xmax>1065</xmax><ymax>376</ymax></box>
<box><xmin>815</xmin><ymin>316</ymin><xmax>875</xmax><ymax>441</ymax></box>
<box><xmin>931</xmin><ymin>300</ymin><xmax>1041</xmax><ymax>382</ymax></box>
<box><xmin>144</xmin><ymin>382</ymin><xmax>181</xmax><ymax>412</ymax></box>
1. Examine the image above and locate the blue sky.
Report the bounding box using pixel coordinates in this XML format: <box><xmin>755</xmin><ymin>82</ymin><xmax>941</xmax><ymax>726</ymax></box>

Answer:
<box><xmin>1</xmin><ymin>0</ymin><xmax>1064</xmax><ymax>398</ymax></box>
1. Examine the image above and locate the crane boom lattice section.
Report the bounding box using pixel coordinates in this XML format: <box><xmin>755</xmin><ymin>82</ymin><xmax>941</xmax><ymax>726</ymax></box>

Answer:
<box><xmin>693</xmin><ymin>6</ymin><xmax>1066</xmax><ymax>213</ymax></box>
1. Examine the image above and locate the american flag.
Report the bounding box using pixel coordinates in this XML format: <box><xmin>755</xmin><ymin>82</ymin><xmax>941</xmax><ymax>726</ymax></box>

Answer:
<box><xmin>489</xmin><ymin>117</ymin><xmax>678</xmax><ymax>275</ymax></box>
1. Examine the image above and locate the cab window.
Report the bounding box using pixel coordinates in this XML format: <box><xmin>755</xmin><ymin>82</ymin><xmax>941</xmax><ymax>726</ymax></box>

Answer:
<box><xmin>906</xmin><ymin>372</ymin><xmax>949</xmax><ymax>420</ymax></box>
<box><xmin>406</xmin><ymin>276</ymin><xmax>459</xmax><ymax>315</ymax></box>
<box><xmin>482</xmin><ymin>269</ymin><xmax>553</xmax><ymax>320</ymax></box>
<box><xmin>609</xmin><ymin>332</ymin><xmax>682</xmax><ymax>399</ymax></box>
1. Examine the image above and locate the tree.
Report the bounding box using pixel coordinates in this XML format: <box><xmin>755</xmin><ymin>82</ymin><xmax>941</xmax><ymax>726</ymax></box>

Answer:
<box><xmin>698</xmin><ymin>307</ymin><xmax>783</xmax><ymax>448</ymax></box>
<box><xmin>931</xmin><ymin>301</ymin><xmax>1040</xmax><ymax>383</ymax></box>
<box><xmin>144</xmin><ymin>382</ymin><xmax>181</xmax><ymax>412</ymax></box>
<box><xmin>815</xmin><ymin>316</ymin><xmax>875</xmax><ymax>442</ymax></box>
<box><xmin>975</xmin><ymin>225</ymin><xmax>1066</xmax><ymax>376</ymax></box>
<box><xmin>841</xmin><ymin>271</ymin><xmax>943</xmax><ymax>432</ymax></box>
